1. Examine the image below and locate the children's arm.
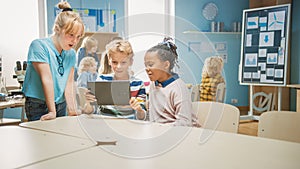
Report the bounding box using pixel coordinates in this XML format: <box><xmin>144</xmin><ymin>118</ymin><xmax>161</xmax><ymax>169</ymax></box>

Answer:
<box><xmin>65</xmin><ymin>68</ymin><xmax>80</xmax><ymax>116</ymax></box>
<box><xmin>172</xmin><ymin>86</ymin><xmax>194</xmax><ymax>127</ymax></box>
<box><xmin>129</xmin><ymin>97</ymin><xmax>147</xmax><ymax>120</ymax></box>
<box><xmin>173</xmin><ymin>100</ymin><xmax>193</xmax><ymax>126</ymax></box>
<box><xmin>130</xmin><ymin>82</ymin><xmax>148</xmax><ymax>120</ymax></box>
<box><xmin>32</xmin><ymin>62</ymin><xmax>56</xmax><ymax>120</ymax></box>
<box><xmin>77</xmin><ymin>86</ymin><xmax>97</xmax><ymax>114</ymax></box>
<box><xmin>82</xmin><ymin>91</ymin><xmax>97</xmax><ymax>114</ymax></box>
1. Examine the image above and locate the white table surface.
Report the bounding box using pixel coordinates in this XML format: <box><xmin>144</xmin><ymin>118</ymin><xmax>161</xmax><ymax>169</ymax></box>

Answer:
<box><xmin>0</xmin><ymin>126</ymin><xmax>95</xmax><ymax>169</ymax></box>
<box><xmin>22</xmin><ymin>128</ymin><xmax>300</xmax><ymax>169</ymax></box>
<box><xmin>19</xmin><ymin>116</ymin><xmax>90</xmax><ymax>139</ymax></box>
<box><xmin>19</xmin><ymin>115</ymin><xmax>175</xmax><ymax>146</ymax></box>
<box><xmin>15</xmin><ymin>116</ymin><xmax>300</xmax><ymax>169</ymax></box>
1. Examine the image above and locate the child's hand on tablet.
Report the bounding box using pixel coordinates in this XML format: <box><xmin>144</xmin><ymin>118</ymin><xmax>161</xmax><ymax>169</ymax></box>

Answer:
<box><xmin>129</xmin><ymin>97</ymin><xmax>147</xmax><ymax>120</ymax></box>
<box><xmin>85</xmin><ymin>90</ymin><xmax>97</xmax><ymax>104</ymax></box>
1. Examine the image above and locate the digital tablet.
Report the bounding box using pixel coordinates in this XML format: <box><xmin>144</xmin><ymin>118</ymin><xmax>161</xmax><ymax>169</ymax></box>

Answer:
<box><xmin>87</xmin><ymin>81</ymin><xmax>131</xmax><ymax>105</ymax></box>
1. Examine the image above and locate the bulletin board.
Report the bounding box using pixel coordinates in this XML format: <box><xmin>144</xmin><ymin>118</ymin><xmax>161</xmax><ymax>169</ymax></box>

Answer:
<box><xmin>55</xmin><ymin>8</ymin><xmax>116</xmax><ymax>32</ymax></box>
<box><xmin>239</xmin><ymin>4</ymin><xmax>291</xmax><ymax>86</ymax></box>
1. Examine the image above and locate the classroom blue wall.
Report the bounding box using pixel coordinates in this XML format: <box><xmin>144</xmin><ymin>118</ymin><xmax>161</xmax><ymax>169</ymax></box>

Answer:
<box><xmin>175</xmin><ymin>0</ymin><xmax>300</xmax><ymax>109</ymax></box>
<box><xmin>175</xmin><ymin>0</ymin><xmax>249</xmax><ymax>106</ymax></box>
<box><xmin>46</xmin><ymin>0</ymin><xmax>125</xmax><ymax>36</ymax></box>
<box><xmin>5</xmin><ymin>0</ymin><xmax>300</xmax><ymax>119</ymax></box>
<box><xmin>175</xmin><ymin>0</ymin><xmax>249</xmax><ymax>32</ymax></box>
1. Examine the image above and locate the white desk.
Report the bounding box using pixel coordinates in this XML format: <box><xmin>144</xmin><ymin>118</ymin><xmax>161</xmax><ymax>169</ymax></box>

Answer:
<box><xmin>0</xmin><ymin>99</ymin><xmax>25</xmax><ymax>125</ymax></box>
<box><xmin>21</xmin><ymin>122</ymin><xmax>300</xmax><ymax>169</ymax></box>
<box><xmin>0</xmin><ymin>126</ymin><xmax>95</xmax><ymax>169</ymax></box>
<box><xmin>20</xmin><ymin>116</ymin><xmax>90</xmax><ymax>139</ymax></box>
<box><xmin>20</xmin><ymin>115</ymin><xmax>176</xmax><ymax>146</ymax></box>
<box><xmin>13</xmin><ymin>115</ymin><xmax>300</xmax><ymax>169</ymax></box>
<box><xmin>0</xmin><ymin>117</ymin><xmax>21</xmax><ymax>125</ymax></box>
<box><xmin>19</xmin><ymin>115</ymin><xmax>140</xmax><ymax>140</ymax></box>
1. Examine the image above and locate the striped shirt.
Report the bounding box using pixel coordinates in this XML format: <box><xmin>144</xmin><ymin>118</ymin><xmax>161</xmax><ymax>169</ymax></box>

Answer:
<box><xmin>95</xmin><ymin>74</ymin><xmax>147</xmax><ymax>117</ymax></box>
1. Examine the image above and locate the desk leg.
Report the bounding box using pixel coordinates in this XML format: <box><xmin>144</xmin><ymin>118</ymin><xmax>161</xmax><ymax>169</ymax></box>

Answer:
<box><xmin>0</xmin><ymin>109</ymin><xmax>3</xmax><ymax>119</ymax></box>
<box><xmin>278</xmin><ymin>87</ymin><xmax>282</xmax><ymax>111</ymax></box>
<box><xmin>297</xmin><ymin>89</ymin><xmax>300</xmax><ymax>112</ymax></box>
<box><xmin>21</xmin><ymin>106</ymin><xmax>25</xmax><ymax>122</ymax></box>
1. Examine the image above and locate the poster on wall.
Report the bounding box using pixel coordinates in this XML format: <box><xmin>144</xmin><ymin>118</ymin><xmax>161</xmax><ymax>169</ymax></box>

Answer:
<box><xmin>55</xmin><ymin>8</ymin><xmax>116</xmax><ymax>32</ymax></box>
<box><xmin>239</xmin><ymin>4</ymin><xmax>291</xmax><ymax>86</ymax></box>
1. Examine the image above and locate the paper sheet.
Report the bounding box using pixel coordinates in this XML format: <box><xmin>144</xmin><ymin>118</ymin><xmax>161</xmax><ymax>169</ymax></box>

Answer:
<box><xmin>259</xmin><ymin>32</ymin><xmax>274</xmax><ymax>47</ymax></box>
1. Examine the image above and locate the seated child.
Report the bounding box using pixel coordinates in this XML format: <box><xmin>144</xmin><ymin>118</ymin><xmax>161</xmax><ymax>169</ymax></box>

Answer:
<box><xmin>200</xmin><ymin>56</ymin><xmax>225</xmax><ymax>101</ymax></box>
<box><xmin>82</xmin><ymin>40</ymin><xmax>146</xmax><ymax>118</ymax></box>
<box><xmin>77</xmin><ymin>57</ymin><xmax>98</xmax><ymax>88</ymax></box>
<box><xmin>130</xmin><ymin>37</ymin><xmax>200</xmax><ymax>127</ymax></box>
<box><xmin>75</xmin><ymin>36</ymin><xmax>99</xmax><ymax>80</ymax></box>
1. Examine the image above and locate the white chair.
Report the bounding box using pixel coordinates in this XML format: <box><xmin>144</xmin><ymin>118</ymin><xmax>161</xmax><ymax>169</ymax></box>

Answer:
<box><xmin>191</xmin><ymin>84</ymin><xmax>200</xmax><ymax>102</ymax></box>
<box><xmin>215</xmin><ymin>82</ymin><xmax>226</xmax><ymax>103</ymax></box>
<box><xmin>258</xmin><ymin>111</ymin><xmax>300</xmax><ymax>143</ymax></box>
<box><xmin>192</xmin><ymin>82</ymin><xmax>226</xmax><ymax>102</ymax></box>
<box><xmin>192</xmin><ymin>101</ymin><xmax>240</xmax><ymax>133</ymax></box>
<box><xmin>252</xmin><ymin>92</ymin><xmax>274</xmax><ymax>113</ymax></box>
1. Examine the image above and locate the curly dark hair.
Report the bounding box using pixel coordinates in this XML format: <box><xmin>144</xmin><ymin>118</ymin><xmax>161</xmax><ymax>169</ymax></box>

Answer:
<box><xmin>146</xmin><ymin>37</ymin><xmax>179</xmax><ymax>72</ymax></box>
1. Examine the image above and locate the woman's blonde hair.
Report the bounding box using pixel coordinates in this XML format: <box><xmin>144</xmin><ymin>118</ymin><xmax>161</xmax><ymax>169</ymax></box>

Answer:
<box><xmin>202</xmin><ymin>56</ymin><xmax>224</xmax><ymax>77</ymax></box>
<box><xmin>80</xmin><ymin>36</ymin><xmax>98</xmax><ymax>51</ymax></box>
<box><xmin>52</xmin><ymin>1</ymin><xmax>84</xmax><ymax>37</ymax></box>
<box><xmin>78</xmin><ymin>57</ymin><xmax>97</xmax><ymax>75</ymax></box>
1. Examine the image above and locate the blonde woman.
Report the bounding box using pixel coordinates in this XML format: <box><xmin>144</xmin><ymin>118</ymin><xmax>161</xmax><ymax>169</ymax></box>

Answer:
<box><xmin>22</xmin><ymin>1</ymin><xmax>84</xmax><ymax>121</ymax></box>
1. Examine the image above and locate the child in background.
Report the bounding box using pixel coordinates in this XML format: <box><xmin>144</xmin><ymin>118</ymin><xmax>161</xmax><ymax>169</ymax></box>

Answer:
<box><xmin>199</xmin><ymin>56</ymin><xmax>225</xmax><ymax>101</ymax></box>
<box><xmin>75</xmin><ymin>36</ymin><xmax>99</xmax><ymax>80</ymax></box>
<box><xmin>130</xmin><ymin>37</ymin><xmax>199</xmax><ymax>127</ymax></box>
<box><xmin>83</xmin><ymin>39</ymin><xmax>146</xmax><ymax>117</ymax></box>
<box><xmin>77</xmin><ymin>56</ymin><xmax>98</xmax><ymax>88</ymax></box>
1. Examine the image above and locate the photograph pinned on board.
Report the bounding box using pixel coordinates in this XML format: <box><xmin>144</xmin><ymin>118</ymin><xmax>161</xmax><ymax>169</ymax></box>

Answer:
<box><xmin>244</xmin><ymin>53</ymin><xmax>257</xmax><ymax>67</ymax></box>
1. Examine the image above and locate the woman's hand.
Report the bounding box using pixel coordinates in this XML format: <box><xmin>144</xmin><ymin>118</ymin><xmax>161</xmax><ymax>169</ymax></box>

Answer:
<box><xmin>40</xmin><ymin>111</ymin><xmax>56</xmax><ymax>121</ymax></box>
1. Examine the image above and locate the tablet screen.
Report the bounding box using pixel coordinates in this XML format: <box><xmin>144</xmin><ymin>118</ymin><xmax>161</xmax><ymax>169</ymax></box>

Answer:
<box><xmin>87</xmin><ymin>81</ymin><xmax>130</xmax><ymax>105</ymax></box>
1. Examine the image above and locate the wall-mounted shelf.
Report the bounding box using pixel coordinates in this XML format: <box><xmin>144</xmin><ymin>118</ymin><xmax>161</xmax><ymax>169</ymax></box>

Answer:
<box><xmin>183</xmin><ymin>30</ymin><xmax>241</xmax><ymax>35</ymax></box>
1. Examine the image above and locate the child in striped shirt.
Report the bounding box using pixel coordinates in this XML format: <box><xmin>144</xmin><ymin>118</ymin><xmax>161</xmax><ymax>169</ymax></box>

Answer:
<box><xmin>82</xmin><ymin>40</ymin><xmax>146</xmax><ymax>118</ymax></box>
<box><xmin>130</xmin><ymin>37</ymin><xmax>199</xmax><ymax>127</ymax></box>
